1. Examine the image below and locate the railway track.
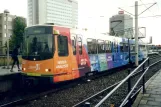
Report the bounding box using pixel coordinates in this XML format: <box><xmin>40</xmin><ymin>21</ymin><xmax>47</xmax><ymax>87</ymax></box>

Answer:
<box><xmin>0</xmin><ymin>64</ymin><xmax>129</xmax><ymax>107</ymax></box>
<box><xmin>73</xmin><ymin>57</ymin><xmax>161</xmax><ymax>107</ymax></box>
<box><xmin>1</xmin><ymin>54</ymin><xmax>160</xmax><ymax>107</ymax></box>
<box><xmin>0</xmin><ymin>78</ymin><xmax>84</xmax><ymax>107</ymax></box>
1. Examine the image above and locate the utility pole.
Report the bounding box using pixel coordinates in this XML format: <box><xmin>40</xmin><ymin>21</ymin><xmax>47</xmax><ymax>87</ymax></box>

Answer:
<box><xmin>135</xmin><ymin>1</ymin><xmax>139</xmax><ymax>66</ymax></box>
<box><xmin>118</xmin><ymin>1</ymin><xmax>156</xmax><ymax>66</ymax></box>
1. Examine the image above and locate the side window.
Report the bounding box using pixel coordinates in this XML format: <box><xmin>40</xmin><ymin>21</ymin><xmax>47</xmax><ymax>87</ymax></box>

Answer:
<box><xmin>109</xmin><ymin>41</ymin><xmax>112</xmax><ymax>53</ymax></box>
<box><xmin>117</xmin><ymin>42</ymin><xmax>119</xmax><ymax>53</ymax></box>
<box><xmin>71</xmin><ymin>36</ymin><xmax>76</xmax><ymax>55</ymax></box>
<box><xmin>115</xmin><ymin>42</ymin><xmax>118</xmax><ymax>53</ymax></box>
<box><xmin>58</xmin><ymin>35</ymin><xmax>68</xmax><ymax>56</ymax></box>
<box><xmin>97</xmin><ymin>40</ymin><xmax>105</xmax><ymax>54</ymax></box>
<box><xmin>87</xmin><ymin>38</ymin><xmax>97</xmax><ymax>54</ymax></box>
<box><xmin>87</xmin><ymin>38</ymin><xmax>92</xmax><ymax>54</ymax></box>
<box><xmin>105</xmin><ymin>41</ymin><xmax>108</xmax><ymax>53</ymax></box>
<box><xmin>111</xmin><ymin>42</ymin><xmax>114</xmax><ymax>52</ymax></box>
<box><xmin>78</xmin><ymin>37</ymin><xmax>82</xmax><ymax>55</ymax></box>
<box><xmin>105</xmin><ymin>40</ymin><xmax>110</xmax><ymax>53</ymax></box>
<box><xmin>130</xmin><ymin>44</ymin><xmax>135</xmax><ymax>52</ymax></box>
<box><xmin>114</xmin><ymin>42</ymin><xmax>117</xmax><ymax>52</ymax></box>
<box><xmin>120</xmin><ymin>43</ymin><xmax>124</xmax><ymax>52</ymax></box>
<box><xmin>125</xmin><ymin>43</ymin><xmax>128</xmax><ymax>52</ymax></box>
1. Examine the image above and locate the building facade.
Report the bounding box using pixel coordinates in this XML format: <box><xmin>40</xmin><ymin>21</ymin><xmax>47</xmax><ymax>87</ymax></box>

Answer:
<box><xmin>0</xmin><ymin>13</ymin><xmax>26</xmax><ymax>55</ymax></box>
<box><xmin>28</xmin><ymin>0</ymin><xmax>78</xmax><ymax>28</ymax></box>
<box><xmin>0</xmin><ymin>13</ymin><xmax>17</xmax><ymax>54</ymax></box>
<box><xmin>109</xmin><ymin>11</ymin><xmax>133</xmax><ymax>38</ymax></box>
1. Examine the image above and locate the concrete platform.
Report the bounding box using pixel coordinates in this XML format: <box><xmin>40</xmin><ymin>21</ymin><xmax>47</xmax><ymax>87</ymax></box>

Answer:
<box><xmin>0</xmin><ymin>66</ymin><xmax>22</xmax><ymax>93</ymax></box>
<box><xmin>133</xmin><ymin>70</ymin><xmax>161</xmax><ymax>107</ymax></box>
<box><xmin>0</xmin><ymin>66</ymin><xmax>21</xmax><ymax>76</ymax></box>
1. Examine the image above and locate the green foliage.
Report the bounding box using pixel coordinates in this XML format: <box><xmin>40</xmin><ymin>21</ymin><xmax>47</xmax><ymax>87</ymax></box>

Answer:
<box><xmin>10</xmin><ymin>17</ymin><xmax>26</xmax><ymax>50</ymax></box>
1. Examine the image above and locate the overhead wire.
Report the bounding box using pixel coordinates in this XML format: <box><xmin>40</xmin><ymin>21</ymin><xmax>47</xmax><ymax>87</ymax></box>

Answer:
<box><xmin>152</xmin><ymin>0</ymin><xmax>160</xmax><ymax>10</ymax></box>
<box><xmin>139</xmin><ymin>0</ymin><xmax>156</xmax><ymax>16</ymax></box>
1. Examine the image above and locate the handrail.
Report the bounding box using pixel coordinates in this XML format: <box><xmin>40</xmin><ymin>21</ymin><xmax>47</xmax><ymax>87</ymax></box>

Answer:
<box><xmin>120</xmin><ymin>67</ymin><xmax>149</xmax><ymax>107</ymax></box>
<box><xmin>95</xmin><ymin>57</ymin><xmax>149</xmax><ymax>107</ymax></box>
<box><xmin>72</xmin><ymin>81</ymin><xmax>121</xmax><ymax>107</ymax></box>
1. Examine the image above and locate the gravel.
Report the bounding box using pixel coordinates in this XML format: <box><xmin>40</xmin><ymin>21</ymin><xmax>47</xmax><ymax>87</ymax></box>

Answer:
<box><xmin>15</xmin><ymin>54</ymin><xmax>161</xmax><ymax>107</ymax></box>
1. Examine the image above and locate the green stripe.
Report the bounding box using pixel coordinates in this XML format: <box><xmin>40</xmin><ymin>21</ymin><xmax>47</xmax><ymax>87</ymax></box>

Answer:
<box><xmin>21</xmin><ymin>72</ymin><xmax>53</xmax><ymax>77</ymax></box>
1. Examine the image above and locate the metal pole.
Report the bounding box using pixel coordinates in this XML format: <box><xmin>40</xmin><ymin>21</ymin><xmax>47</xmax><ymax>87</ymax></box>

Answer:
<box><xmin>6</xmin><ymin>13</ymin><xmax>9</xmax><ymax>69</ymax></box>
<box><xmin>128</xmin><ymin>38</ymin><xmax>131</xmax><ymax>65</ymax></box>
<box><xmin>135</xmin><ymin>1</ymin><xmax>139</xmax><ymax>66</ymax></box>
<box><xmin>128</xmin><ymin>68</ymin><xmax>132</xmax><ymax>107</ymax></box>
<box><xmin>142</xmin><ymin>63</ymin><xmax>146</xmax><ymax>93</ymax></box>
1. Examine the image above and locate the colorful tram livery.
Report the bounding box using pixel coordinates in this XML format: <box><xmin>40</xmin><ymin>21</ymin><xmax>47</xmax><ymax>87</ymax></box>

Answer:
<box><xmin>21</xmin><ymin>25</ymin><xmax>147</xmax><ymax>84</ymax></box>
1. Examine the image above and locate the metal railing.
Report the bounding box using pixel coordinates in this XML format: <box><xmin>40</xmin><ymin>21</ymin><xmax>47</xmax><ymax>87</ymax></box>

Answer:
<box><xmin>73</xmin><ymin>56</ymin><xmax>161</xmax><ymax>107</ymax></box>
<box><xmin>94</xmin><ymin>58</ymin><xmax>150</xmax><ymax>107</ymax></box>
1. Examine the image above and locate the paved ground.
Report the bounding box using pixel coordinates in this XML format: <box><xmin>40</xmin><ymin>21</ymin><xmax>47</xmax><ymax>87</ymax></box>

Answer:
<box><xmin>0</xmin><ymin>65</ymin><xmax>21</xmax><ymax>76</ymax></box>
<box><xmin>133</xmin><ymin>70</ymin><xmax>161</xmax><ymax>107</ymax></box>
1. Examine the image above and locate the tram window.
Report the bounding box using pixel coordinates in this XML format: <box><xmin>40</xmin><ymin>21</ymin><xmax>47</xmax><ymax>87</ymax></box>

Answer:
<box><xmin>87</xmin><ymin>39</ymin><xmax>97</xmax><ymax>54</ymax></box>
<box><xmin>111</xmin><ymin>42</ymin><xmax>113</xmax><ymax>52</ymax></box>
<box><xmin>130</xmin><ymin>45</ymin><xmax>135</xmax><ymax>52</ymax></box>
<box><xmin>105</xmin><ymin>41</ymin><xmax>108</xmax><ymax>53</ymax></box>
<box><xmin>72</xmin><ymin>36</ymin><xmax>76</xmax><ymax>55</ymax></box>
<box><xmin>124</xmin><ymin>43</ymin><xmax>128</xmax><ymax>52</ymax></box>
<box><xmin>105</xmin><ymin>40</ymin><xmax>111</xmax><ymax>53</ymax></box>
<box><xmin>116</xmin><ymin>42</ymin><xmax>118</xmax><ymax>53</ymax></box>
<box><xmin>120</xmin><ymin>43</ymin><xmax>124</xmax><ymax>52</ymax></box>
<box><xmin>98</xmin><ymin>40</ymin><xmax>105</xmax><ymax>54</ymax></box>
<box><xmin>78</xmin><ymin>37</ymin><xmax>82</xmax><ymax>55</ymax></box>
<box><xmin>87</xmin><ymin>41</ymin><xmax>92</xmax><ymax>54</ymax></box>
<box><xmin>109</xmin><ymin>41</ymin><xmax>112</xmax><ymax>52</ymax></box>
<box><xmin>58</xmin><ymin>35</ymin><xmax>68</xmax><ymax>56</ymax></box>
<box><xmin>116</xmin><ymin>43</ymin><xmax>118</xmax><ymax>52</ymax></box>
<box><xmin>113</xmin><ymin>42</ymin><xmax>117</xmax><ymax>53</ymax></box>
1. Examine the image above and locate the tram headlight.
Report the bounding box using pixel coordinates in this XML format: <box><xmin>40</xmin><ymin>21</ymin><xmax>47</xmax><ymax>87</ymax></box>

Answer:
<box><xmin>23</xmin><ymin>68</ymin><xmax>26</xmax><ymax>71</ymax></box>
<box><xmin>45</xmin><ymin>69</ymin><xmax>51</xmax><ymax>72</ymax></box>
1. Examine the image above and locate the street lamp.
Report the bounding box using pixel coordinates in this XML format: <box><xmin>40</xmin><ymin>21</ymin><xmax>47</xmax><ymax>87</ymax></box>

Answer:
<box><xmin>4</xmin><ymin>9</ymin><xmax>10</xmax><ymax>69</ymax></box>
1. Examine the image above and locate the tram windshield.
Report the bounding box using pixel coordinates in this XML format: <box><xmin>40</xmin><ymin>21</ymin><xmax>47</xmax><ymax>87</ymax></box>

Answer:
<box><xmin>22</xmin><ymin>26</ymin><xmax>54</xmax><ymax>60</ymax></box>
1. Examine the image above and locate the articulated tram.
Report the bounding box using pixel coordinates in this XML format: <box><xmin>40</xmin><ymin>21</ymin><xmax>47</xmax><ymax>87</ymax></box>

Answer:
<box><xmin>21</xmin><ymin>24</ymin><xmax>147</xmax><ymax>84</ymax></box>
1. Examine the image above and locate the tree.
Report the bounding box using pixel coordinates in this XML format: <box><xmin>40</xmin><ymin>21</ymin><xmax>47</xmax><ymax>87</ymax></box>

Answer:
<box><xmin>10</xmin><ymin>17</ymin><xmax>26</xmax><ymax>50</ymax></box>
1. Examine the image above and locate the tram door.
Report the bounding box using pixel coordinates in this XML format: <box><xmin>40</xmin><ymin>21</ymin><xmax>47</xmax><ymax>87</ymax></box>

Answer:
<box><xmin>71</xmin><ymin>34</ymin><xmax>80</xmax><ymax>78</ymax></box>
<box><xmin>76</xmin><ymin>35</ymin><xmax>90</xmax><ymax>76</ymax></box>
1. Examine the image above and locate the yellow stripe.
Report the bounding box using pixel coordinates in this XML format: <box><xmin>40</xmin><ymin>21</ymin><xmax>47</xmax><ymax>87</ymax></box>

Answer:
<box><xmin>21</xmin><ymin>72</ymin><xmax>53</xmax><ymax>77</ymax></box>
<box><xmin>27</xmin><ymin>73</ymin><xmax>41</xmax><ymax>76</ymax></box>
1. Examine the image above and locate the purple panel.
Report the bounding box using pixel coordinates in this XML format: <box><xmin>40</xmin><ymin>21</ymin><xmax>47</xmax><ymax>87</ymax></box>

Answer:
<box><xmin>106</xmin><ymin>53</ymin><xmax>113</xmax><ymax>69</ymax></box>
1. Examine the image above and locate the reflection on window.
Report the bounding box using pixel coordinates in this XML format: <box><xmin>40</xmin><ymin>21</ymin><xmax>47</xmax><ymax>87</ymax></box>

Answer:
<box><xmin>113</xmin><ymin>42</ymin><xmax>118</xmax><ymax>53</ymax></box>
<box><xmin>116</xmin><ymin>42</ymin><xmax>119</xmax><ymax>53</ymax></box>
<box><xmin>120</xmin><ymin>43</ymin><xmax>124</xmax><ymax>52</ymax></box>
<box><xmin>97</xmin><ymin>40</ymin><xmax>105</xmax><ymax>54</ymax></box>
<box><xmin>58</xmin><ymin>35</ymin><xmax>68</xmax><ymax>56</ymax></box>
<box><xmin>78</xmin><ymin>37</ymin><xmax>82</xmax><ymax>55</ymax></box>
<box><xmin>22</xmin><ymin>34</ymin><xmax>54</xmax><ymax>60</ymax></box>
<box><xmin>124</xmin><ymin>43</ymin><xmax>128</xmax><ymax>52</ymax></box>
<box><xmin>72</xmin><ymin>36</ymin><xmax>76</xmax><ymax>55</ymax></box>
<box><xmin>130</xmin><ymin>45</ymin><xmax>135</xmax><ymax>52</ymax></box>
<box><xmin>87</xmin><ymin>38</ymin><xmax>97</xmax><ymax>54</ymax></box>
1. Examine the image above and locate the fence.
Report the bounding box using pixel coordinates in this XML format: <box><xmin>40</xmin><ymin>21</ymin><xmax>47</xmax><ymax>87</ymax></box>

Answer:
<box><xmin>74</xmin><ymin>57</ymin><xmax>161</xmax><ymax>107</ymax></box>
<box><xmin>0</xmin><ymin>55</ymin><xmax>22</xmax><ymax>67</ymax></box>
<box><xmin>94</xmin><ymin>57</ymin><xmax>161</xmax><ymax>107</ymax></box>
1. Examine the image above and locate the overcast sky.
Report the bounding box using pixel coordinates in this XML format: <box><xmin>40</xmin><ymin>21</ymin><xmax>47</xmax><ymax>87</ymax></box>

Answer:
<box><xmin>0</xmin><ymin>0</ymin><xmax>161</xmax><ymax>44</ymax></box>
